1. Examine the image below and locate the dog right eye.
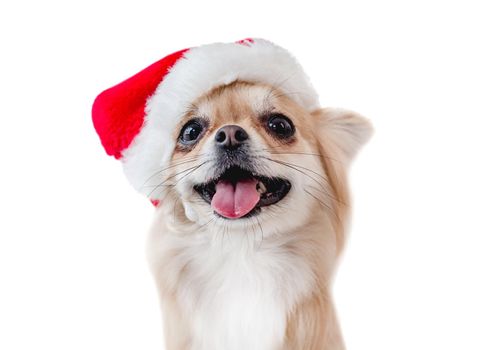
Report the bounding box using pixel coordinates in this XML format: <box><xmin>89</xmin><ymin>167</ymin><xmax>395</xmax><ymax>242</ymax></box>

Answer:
<box><xmin>266</xmin><ymin>113</ymin><xmax>295</xmax><ymax>139</ymax></box>
<box><xmin>179</xmin><ymin>120</ymin><xmax>204</xmax><ymax>144</ymax></box>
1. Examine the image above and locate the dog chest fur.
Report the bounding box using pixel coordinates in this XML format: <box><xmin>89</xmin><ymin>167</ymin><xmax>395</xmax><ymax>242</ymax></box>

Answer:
<box><xmin>149</xmin><ymin>226</ymin><xmax>315</xmax><ymax>350</ymax></box>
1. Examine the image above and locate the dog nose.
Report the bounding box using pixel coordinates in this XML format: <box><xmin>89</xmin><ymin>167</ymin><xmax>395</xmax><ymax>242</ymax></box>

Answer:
<box><xmin>215</xmin><ymin>125</ymin><xmax>249</xmax><ymax>149</ymax></box>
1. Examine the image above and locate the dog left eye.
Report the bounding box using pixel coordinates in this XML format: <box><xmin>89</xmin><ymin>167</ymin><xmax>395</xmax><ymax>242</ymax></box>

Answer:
<box><xmin>180</xmin><ymin>120</ymin><xmax>204</xmax><ymax>144</ymax></box>
<box><xmin>267</xmin><ymin>114</ymin><xmax>295</xmax><ymax>138</ymax></box>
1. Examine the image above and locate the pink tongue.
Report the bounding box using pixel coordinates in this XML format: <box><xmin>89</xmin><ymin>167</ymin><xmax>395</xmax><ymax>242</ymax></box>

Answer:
<box><xmin>211</xmin><ymin>179</ymin><xmax>260</xmax><ymax>219</ymax></box>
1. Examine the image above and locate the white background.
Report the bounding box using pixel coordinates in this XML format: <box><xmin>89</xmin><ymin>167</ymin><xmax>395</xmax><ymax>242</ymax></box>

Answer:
<box><xmin>1</xmin><ymin>0</ymin><xmax>480</xmax><ymax>349</ymax></box>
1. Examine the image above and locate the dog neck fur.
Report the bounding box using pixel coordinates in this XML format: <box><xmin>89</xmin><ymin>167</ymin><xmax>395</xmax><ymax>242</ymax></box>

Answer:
<box><xmin>146</xmin><ymin>82</ymin><xmax>372</xmax><ymax>350</ymax></box>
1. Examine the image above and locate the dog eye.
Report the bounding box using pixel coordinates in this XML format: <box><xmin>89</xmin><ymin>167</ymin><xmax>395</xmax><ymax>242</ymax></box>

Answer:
<box><xmin>180</xmin><ymin>120</ymin><xmax>204</xmax><ymax>144</ymax></box>
<box><xmin>267</xmin><ymin>114</ymin><xmax>295</xmax><ymax>138</ymax></box>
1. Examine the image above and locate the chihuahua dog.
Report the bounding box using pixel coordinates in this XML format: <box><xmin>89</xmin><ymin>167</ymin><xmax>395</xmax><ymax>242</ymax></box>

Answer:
<box><xmin>93</xmin><ymin>39</ymin><xmax>372</xmax><ymax>350</ymax></box>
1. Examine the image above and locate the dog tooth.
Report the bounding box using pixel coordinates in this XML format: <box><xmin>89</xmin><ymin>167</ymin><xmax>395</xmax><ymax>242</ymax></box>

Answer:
<box><xmin>256</xmin><ymin>181</ymin><xmax>267</xmax><ymax>194</ymax></box>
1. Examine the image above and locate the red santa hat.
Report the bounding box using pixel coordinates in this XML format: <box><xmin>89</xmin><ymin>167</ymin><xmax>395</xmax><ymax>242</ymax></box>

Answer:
<box><xmin>92</xmin><ymin>38</ymin><xmax>319</xmax><ymax>201</ymax></box>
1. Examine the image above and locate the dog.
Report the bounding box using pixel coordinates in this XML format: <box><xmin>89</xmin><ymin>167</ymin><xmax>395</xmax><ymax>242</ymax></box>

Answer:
<box><xmin>93</xmin><ymin>39</ymin><xmax>372</xmax><ymax>350</ymax></box>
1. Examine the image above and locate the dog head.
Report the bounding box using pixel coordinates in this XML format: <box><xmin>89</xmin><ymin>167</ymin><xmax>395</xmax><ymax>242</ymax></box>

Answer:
<box><xmin>157</xmin><ymin>81</ymin><xmax>371</xmax><ymax>239</ymax></box>
<box><xmin>93</xmin><ymin>39</ymin><xmax>372</xmax><ymax>241</ymax></box>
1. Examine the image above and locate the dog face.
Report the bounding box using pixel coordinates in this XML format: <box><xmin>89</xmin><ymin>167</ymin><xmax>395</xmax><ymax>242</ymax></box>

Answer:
<box><xmin>154</xmin><ymin>81</ymin><xmax>371</xmax><ymax>238</ymax></box>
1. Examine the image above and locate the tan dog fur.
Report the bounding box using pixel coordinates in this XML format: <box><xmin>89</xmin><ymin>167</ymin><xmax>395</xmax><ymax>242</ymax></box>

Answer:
<box><xmin>147</xmin><ymin>81</ymin><xmax>371</xmax><ymax>350</ymax></box>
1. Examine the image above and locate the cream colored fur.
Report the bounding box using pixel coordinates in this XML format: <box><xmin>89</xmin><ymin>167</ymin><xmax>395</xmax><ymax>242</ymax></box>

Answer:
<box><xmin>146</xmin><ymin>82</ymin><xmax>372</xmax><ymax>350</ymax></box>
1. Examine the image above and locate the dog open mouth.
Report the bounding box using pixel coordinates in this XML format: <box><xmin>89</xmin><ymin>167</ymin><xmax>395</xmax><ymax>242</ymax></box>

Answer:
<box><xmin>194</xmin><ymin>166</ymin><xmax>291</xmax><ymax>219</ymax></box>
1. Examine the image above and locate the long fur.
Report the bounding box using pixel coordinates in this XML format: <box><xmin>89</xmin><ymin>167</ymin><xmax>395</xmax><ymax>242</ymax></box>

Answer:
<box><xmin>145</xmin><ymin>81</ymin><xmax>372</xmax><ymax>349</ymax></box>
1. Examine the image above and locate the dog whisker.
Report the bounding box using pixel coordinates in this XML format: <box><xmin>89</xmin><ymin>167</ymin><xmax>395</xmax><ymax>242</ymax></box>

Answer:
<box><xmin>221</xmin><ymin>218</ymin><xmax>230</xmax><ymax>248</ymax></box>
<box><xmin>257</xmin><ymin>150</ymin><xmax>343</xmax><ymax>164</ymax></box>
<box><xmin>147</xmin><ymin>161</ymin><xmax>210</xmax><ymax>198</ymax></box>
<box><xmin>141</xmin><ymin>154</ymin><xmax>209</xmax><ymax>188</ymax></box>
<box><xmin>254</xmin><ymin>215</ymin><xmax>265</xmax><ymax>250</ymax></box>
<box><xmin>303</xmin><ymin>188</ymin><xmax>334</xmax><ymax>214</ymax></box>
<box><xmin>146</xmin><ymin>164</ymin><xmax>201</xmax><ymax>197</ymax></box>
<box><xmin>198</xmin><ymin>217</ymin><xmax>215</xmax><ymax>230</ymax></box>
<box><xmin>261</xmin><ymin>156</ymin><xmax>348</xmax><ymax>208</ymax></box>
<box><xmin>305</xmin><ymin>184</ymin><xmax>348</xmax><ymax>208</ymax></box>
<box><xmin>262</xmin><ymin>157</ymin><xmax>328</xmax><ymax>187</ymax></box>
<box><xmin>142</xmin><ymin>184</ymin><xmax>176</xmax><ymax>188</ymax></box>
<box><xmin>265</xmin><ymin>157</ymin><xmax>329</xmax><ymax>181</ymax></box>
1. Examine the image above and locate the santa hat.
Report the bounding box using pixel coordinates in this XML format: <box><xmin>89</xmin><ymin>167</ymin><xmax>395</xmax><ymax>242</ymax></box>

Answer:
<box><xmin>92</xmin><ymin>38</ymin><xmax>320</xmax><ymax>201</ymax></box>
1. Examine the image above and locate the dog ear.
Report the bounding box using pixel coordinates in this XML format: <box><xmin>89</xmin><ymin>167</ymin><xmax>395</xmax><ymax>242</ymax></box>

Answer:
<box><xmin>313</xmin><ymin>108</ymin><xmax>373</xmax><ymax>163</ymax></box>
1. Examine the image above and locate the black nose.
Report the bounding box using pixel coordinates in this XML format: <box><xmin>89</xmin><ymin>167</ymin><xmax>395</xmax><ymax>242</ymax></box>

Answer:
<box><xmin>215</xmin><ymin>125</ymin><xmax>249</xmax><ymax>150</ymax></box>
